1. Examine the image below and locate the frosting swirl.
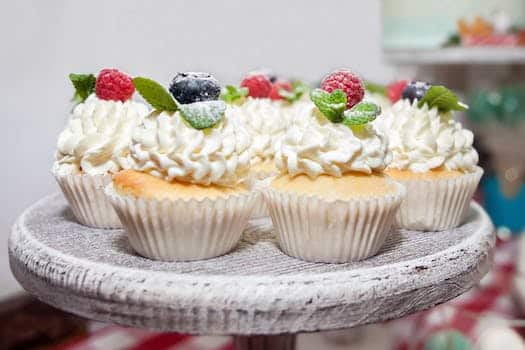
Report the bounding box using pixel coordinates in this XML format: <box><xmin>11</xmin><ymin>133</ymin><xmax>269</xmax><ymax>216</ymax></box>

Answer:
<box><xmin>54</xmin><ymin>95</ymin><xmax>149</xmax><ymax>175</ymax></box>
<box><xmin>128</xmin><ymin>107</ymin><xmax>252</xmax><ymax>186</ymax></box>
<box><xmin>375</xmin><ymin>99</ymin><xmax>479</xmax><ymax>173</ymax></box>
<box><xmin>233</xmin><ymin>98</ymin><xmax>291</xmax><ymax>164</ymax></box>
<box><xmin>275</xmin><ymin>103</ymin><xmax>391</xmax><ymax>178</ymax></box>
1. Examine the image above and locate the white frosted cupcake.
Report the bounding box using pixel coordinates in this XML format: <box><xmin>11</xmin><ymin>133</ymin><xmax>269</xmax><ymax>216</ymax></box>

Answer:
<box><xmin>53</xmin><ymin>69</ymin><xmax>149</xmax><ymax>228</ymax></box>
<box><xmin>375</xmin><ymin>81</ymin><xmax>483</xmax><ymax>231</ymax></box>
<box><xmin>223</xmin><ymin>73</ymin><xmax>309</xmax><ymax>218</ymax></box>
<box><xmin>263</xmin><ymin>70</ymin><xmax>405</xmax><ymax>263</ymax></box>
<box><xmin>106</xmin><ymin>73</ymin><xmax>257</xmax><ymax>261</ymax></box>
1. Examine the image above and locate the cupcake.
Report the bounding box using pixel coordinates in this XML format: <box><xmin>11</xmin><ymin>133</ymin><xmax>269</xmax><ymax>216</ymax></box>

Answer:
<box><xmin>263</xmin><ymin>70</ymin><xmax>405</xmax><ymax>263</ymax></box>
<box><xmin>105</xmin><ymin>72</ymin><xmax>257</xmax><ymax>261</ymax></box>
<box><xmin>53</xmin><ymin>69</ymin><xmax>149</xmax><ymax>228</ymax></box>
<box><xmin>222</xmin><ymin>71</ymin><xmax>309</xmax><ymax>218</ymax></box>
<box><xmin>376</xmin><ymin>81</ymin><xmax>482</xmax><ymax>231</ymax></box>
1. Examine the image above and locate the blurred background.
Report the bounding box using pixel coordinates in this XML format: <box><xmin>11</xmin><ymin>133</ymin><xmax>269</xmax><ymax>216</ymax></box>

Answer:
<box><xmin>1</xmin><ymin>0</ymin><xmax>525</xmax><ymax>349</ymax></box>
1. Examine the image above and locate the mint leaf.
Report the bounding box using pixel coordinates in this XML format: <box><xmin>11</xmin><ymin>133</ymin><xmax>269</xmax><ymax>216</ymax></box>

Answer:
<box><xmin>69</xmin><ymin>73</ymin><xmax>96</xmax><ymax>103</ymax></box>
<box><xmin>220</xmin><ymin>85</ymin><xmax>248</xmax><ymax>104</ymax></box>
<box><xmin>443</xmin><ymin>33</ymin><xmax>461</xmax><ymax>47</ymax></box>
<box><xmin>418</xmin><ymin>85</ymin><xmax>468</xmax><ymax>112</ymax></box>
<box><xmin>133</xmin><ymin>77</ymin><xmax>178</xmax><ymax>112</ymax></box>
<box><xmin>343</xmin><ymin>101</ymin><xmax>381</xmax><ymax>126</ymax></box>
<box><xmin>309</xmin><ymin>88</ymin><xmax>347</xmax><ymax>123</ymax></box>
<box><xmin>179</xmin><ymin>100</ymin><xmax>226</xmax><ymax>130</ymax></box>
<box><xmin>364</xmin><ymin>81</ymin><xmax>387</xmax><ymax>96</ymax></box>
<box><xmin>279</xmin><ymin>80</ymin><xmax>307</xmax><ymax>103</ymax></box>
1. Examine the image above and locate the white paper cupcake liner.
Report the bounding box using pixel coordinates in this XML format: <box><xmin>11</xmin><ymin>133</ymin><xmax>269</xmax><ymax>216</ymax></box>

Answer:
<box><xmin>53</xmin><ymin>171</ymin><xmax>121</xmax><ymax>229</ymax></box>
<box><xmin>247</xmin><ymin>170</ymin><xmax>278</xmax><ymax>219</ymax></box>
<box><xmin>393</xmin><ymin>167</ymin><xmax>483</xmax><ymax>231</ymax></box>
<box><xmin>262</xmin><ymin>181</ymin><xmax>405</xmax><ymax>263</ymax></box>
<box><xmin>105</xmin><ymin>183</ymin><xmax>258</xmax><ymax>261</ymax></box>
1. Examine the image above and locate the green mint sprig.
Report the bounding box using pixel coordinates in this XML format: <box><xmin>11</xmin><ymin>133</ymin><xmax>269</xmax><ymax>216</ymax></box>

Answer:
<box><xmin>418</xmin><ymin>85</ymin><xmax>468</xmax><ymax>112</ymax></box>
<box><xmin>133</xmin><ymin>77</ymin><xmax>178</xmax><ymax>112</ymax></box>
<box><xmin>220</xmin><ymin>85</ymin><xmax>248</xmax><ymax>104</ymax></box>
<box><xmin>133</xmin><ymin>76</ymin><xmax>226</xmax><ymax>130</ymax></box>
<box><xmin>343</xmin><ymin>102</ymin><xmax>381</xmax><ymax>126</ymax></box>
<box><xmin>179</xmin><ymin>101</ymin><xmax>226</xmax><ymax>130</ymax></box>
<box><xmin>310</xmin><ymin>88</ymin><xmax>381</xmax><ymax>128</ymax></box>
<box><xmin>309</xmin><ymin>88</ymin><xmax>347</xmax><ymax>123</ymax></box>
<box><xmin>69</xmin><ymin>73</ymin><xmax>96</xmax><ymax>103</ymax></box>
<box><xmin>279</xmin><ymin>81</ymin><xmax>307</xmax><ymax>103</ymax></box>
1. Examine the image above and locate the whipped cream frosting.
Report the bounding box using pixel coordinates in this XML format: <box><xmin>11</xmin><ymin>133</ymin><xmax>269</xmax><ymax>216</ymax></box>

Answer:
<box><xmin>233</xmin><ymin>98</ymin><xmax>292</xmax><ymax>164</ymax></box>
<box><xmin>275</xmin><ymin>103</ymin><xmax>391</xmax><ymax>178</ymax></box>
<box><xmin>54</xmin><ymin>95</ymin><xmax>149</xmax><ymax>175</ymax></box>
<box><xmin>128</xmin><ymin>107</ymin><xmax>252</xmax><ymax>187</ymax></box>
<box><xmin>375</xmin><ymin>99</ymin><xmax>479</xmax><ymax>173</ymax></box>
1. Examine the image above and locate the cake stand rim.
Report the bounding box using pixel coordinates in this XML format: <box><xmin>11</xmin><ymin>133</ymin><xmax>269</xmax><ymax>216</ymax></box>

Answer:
<box><xmin>8</xmin><ymin>194</ymin><xmax>495</xmax><ymax>335</ymax></box>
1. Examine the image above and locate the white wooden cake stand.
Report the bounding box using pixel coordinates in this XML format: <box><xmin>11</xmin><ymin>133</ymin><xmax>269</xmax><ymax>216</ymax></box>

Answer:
<box><xmin>9</xmin><ymin>194</ymin><xmax>495</xmax><ymax>350</ymax></box>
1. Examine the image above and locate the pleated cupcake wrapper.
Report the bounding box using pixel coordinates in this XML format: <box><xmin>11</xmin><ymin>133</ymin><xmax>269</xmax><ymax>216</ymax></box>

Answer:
<box><xmin>247</xmin><ymin>170</ymin><xmax>278</xmax><ymax>219</ymax></box>
<box><xmin>105</xmin><ymin>184</ymin><xmax>258</xmax><ymax>261</ymax></box>
<box><xmin>53</xmin><ymin>171</ymin><xmax>122</xmax><ymax>229</ymax></box>
<box><xmin>394</xmin><ymin>167</ymin><xmax>483</xmax><ymax>231</ymax></box>
<box><xmin>262</xmin><ymin>182</ymin><xmax>406</xmax><ymax>263</ymax></box>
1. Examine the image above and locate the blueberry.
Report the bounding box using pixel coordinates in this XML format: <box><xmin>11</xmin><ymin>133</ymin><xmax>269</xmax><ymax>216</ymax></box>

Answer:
<box><xmin>169</xmin><ymin>72</ymin><xmax>221</xmax><ymax>104</ymax></box>
<box><xmin>268</xmin><ymin>74</ymin><xmax>278</xmax><ymax>83</ymax></box>
<box><xmin>402</xmin><ymin>81</ymin><xmax>431</xmax><ymax>103</ymax></box>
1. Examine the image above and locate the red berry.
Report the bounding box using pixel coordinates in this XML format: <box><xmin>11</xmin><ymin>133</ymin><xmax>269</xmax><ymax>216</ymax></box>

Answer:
<box><xmin>320</xmin><ymin>70</ymin><xmax>364</xmax><ymax>109</ymax></box>
<box><xmin>240</xmin><ymin>74</ymin><xmax>272</xmax><ymax>98</ymax></box>
<box><xmin>269</xmin><ymin>81</ymin><xmax>292</xmax><ymax>100</ymax></box>
<box><xmin>387</xmin><ymin>80</ymin><xmax>408</xmax><ymax>103</ymax></box>
<box><xmin>95</xmin><ymin>68</ymin><xmax>135</xmax><ymax>102</ymax></box>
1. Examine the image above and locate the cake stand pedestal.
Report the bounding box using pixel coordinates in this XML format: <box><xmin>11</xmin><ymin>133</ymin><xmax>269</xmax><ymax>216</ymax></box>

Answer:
<box><xmin>9</xmin><ymin>194</ymin><xmax>495</xmax><ymax>350</ymax></box>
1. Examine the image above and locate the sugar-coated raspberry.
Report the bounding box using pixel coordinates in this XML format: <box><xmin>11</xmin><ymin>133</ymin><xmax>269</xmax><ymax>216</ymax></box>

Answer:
<box><xmin>320</xmin><ymin>70</ymin><xmax>364</xmax><ymax>109</ymax></box>
<box><xmin>240</xmin><ymin>74</ymin><xmax>272</xmax><ymax>98</ymax></box>
<box><xmin>95</xmin><ymin>69</ymin><xmax>135</xmax><ymax>102</ymax></box>
<box><xmin>269</xmin><ymin>81</ymin><xmax>292</xmax><ymax>101</ymax></box>
<box><xmin>387</xmin><ymin>80</ymin><xmax>408</xmax><ymax>103</ymax></box>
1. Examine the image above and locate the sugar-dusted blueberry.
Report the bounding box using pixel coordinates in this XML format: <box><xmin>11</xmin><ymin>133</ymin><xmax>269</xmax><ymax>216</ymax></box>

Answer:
<box><xmin>402</xmin><ymin>81</ymin><xmax>431</xmax><ymax>103</ymax></box>
<box><xmin>169</xmin><ymin>72</ymin><xmax>221</xmax><ymax>104</ymax></box>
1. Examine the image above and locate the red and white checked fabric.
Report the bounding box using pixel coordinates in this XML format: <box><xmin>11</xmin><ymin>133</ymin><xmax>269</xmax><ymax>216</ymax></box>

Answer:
<box><xmin>463</xmin><ymin>34</ymin><xmax>518</xmax><ymax>46</ymax></box>
<box><xmin>391</xmin><ymin>239</ymin><xmax>519</xmax><ymax>350</ymax></box>
<box><xmin>57</xmin><ymin>325</ymin><xmax>233</xmax><ymax>350</ymax></box>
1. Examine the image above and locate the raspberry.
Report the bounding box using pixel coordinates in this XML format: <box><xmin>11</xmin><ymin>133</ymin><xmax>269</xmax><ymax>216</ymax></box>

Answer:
<box><xmin>240</xmin><ymin>74</ymin><xmax>272</xmax><ymax>98</ymax></box>
<box><xmin>95</xmin><ymin>69</ymin><xmax>135</xmax><ymax>102</ymax></box>
<box><xmin>387</xmin><ymin>80</ymin><xmax>408</xmax><ymax>103</ymax></box>
<box><xmin>320</xmin><ymin>70</ymin><xmax>364</xmax><ymax>109</ymax></box>
<box><xmin>268</xmin><ymin>81</ymin><xmax>292</xmax><ymax>100</ymax></box>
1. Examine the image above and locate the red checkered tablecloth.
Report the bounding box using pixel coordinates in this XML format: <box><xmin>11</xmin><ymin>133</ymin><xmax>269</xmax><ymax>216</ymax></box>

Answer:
<box><xmin>56</xmin><ymin>325</ymin><xmax>233</xmax><ymax>350</ymax></box>
<box><xmin>392</xmin><ymin>239</ymin><xmax>520</xmax><ymax>350</ymax></box>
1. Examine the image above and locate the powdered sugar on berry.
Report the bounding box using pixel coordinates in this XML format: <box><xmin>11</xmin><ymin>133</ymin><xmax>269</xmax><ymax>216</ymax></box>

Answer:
<box><xmin>54</xmin><ymin>94</ymin><xmax>150</xmax><ymax>175</ymax></box>
<box><xmin>321</xmin><ymin>70</ymin><xmax>365</xmax><ymax>109</ymax></box>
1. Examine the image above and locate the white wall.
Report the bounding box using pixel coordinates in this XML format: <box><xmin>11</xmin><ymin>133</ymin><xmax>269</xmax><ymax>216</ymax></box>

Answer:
<box><xmin>0</xmin><ymin>0</ymin><xmax>393</xmax><ymax>297</ymax></box>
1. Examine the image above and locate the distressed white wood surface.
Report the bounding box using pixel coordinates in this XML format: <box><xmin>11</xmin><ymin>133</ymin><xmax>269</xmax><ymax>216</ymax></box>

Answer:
<box><xmin>9</xmin><ymin>194</ymin><xmax>495</xmax><ymax>335</ymax></box>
